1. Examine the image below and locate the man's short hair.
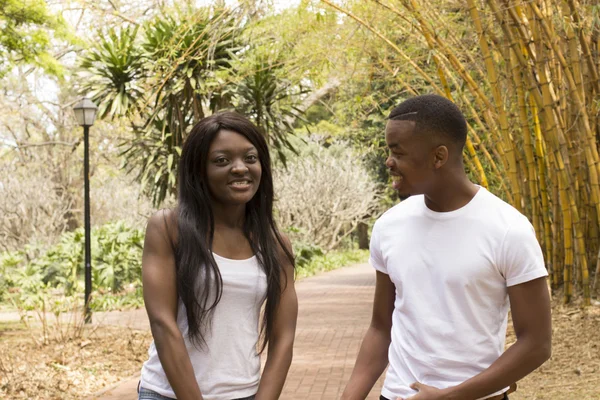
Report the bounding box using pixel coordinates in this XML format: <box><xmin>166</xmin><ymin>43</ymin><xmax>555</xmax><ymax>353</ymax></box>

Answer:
<box><xmin>388</xmin><ymin>94</ymin><xmax>467</xmax><ymax>149</ymax></box>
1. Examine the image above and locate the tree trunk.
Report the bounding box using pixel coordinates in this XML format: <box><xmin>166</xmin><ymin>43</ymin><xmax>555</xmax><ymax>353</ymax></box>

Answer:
<box><xmin>357</xmin><ymin>222</ymin><xmax>369</xmax><ymax>250</ymax></box>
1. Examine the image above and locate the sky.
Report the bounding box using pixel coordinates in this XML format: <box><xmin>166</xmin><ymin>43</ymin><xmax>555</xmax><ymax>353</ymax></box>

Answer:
<box><xmin>195</xmin><ymin>0</ymin><xmax>301</xmax><ymax>11</ymax></box>
<box><xmin>7</xmin><ymin>0</ymin><xmax>304</xmax><ymax>144</ymax></box>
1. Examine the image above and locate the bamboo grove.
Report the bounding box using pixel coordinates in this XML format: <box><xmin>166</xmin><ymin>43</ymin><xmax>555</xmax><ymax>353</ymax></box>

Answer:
<box><xmin>321</xmin><ymin>0</ymin><xmax>600</xmax><ymax>304</ymax></box>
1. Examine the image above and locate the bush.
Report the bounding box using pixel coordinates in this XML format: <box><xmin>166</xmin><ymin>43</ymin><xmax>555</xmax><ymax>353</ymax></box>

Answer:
<box><xmin>10</xmin><ymin>291</ymin><xmax>85</xmax><ymax>346</ymax></box>
<box><xmin>1</xmin><ymin>221</ymin><xmax>144</xmax><ymax>308</ymax></box>
<box><xmin>275</xmin><ymin>140</ymin><xmax>381</xmax><ymax>250</ymax></box>
<box><xmin>295</xmin><ymin>248</ymin><xmax>369</xmax><ymax>279</ymax></box>
<box><xmin>0</xmin><ymin>252</ymin><xmax>23</xmax><ymax>302</ymax></box>
<box><xmin>292</xmin><ymin>241</ymin><xmax>324</xmax><ymax>269</ymax></box>
<box><xmin>0</xmin><ymin>163</ymin><xmax>75</xmax><ymax>253</ymax></box>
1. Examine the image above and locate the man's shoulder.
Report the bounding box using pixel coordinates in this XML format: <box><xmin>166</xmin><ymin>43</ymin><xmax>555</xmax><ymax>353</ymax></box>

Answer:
<box><xmin>375</xmin><ymin>195</ymin><xmax>423</xmax><ymax>228</ymax></box>
<box><xmin>477</xmin><ymin>188</ymin><xmax>531</xmax><ymax>228</ymax></box>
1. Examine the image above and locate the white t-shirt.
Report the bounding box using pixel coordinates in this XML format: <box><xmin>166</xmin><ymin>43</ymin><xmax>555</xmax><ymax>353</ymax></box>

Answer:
<box><xmin>370</xmin><ymin>187</ymin><xmax>547</xmax><ymax>400</ymax></box>
<box><xmin>140</xmin><ymin>253</ymin><xmax>267</xmax><ymax>400</ymax></box>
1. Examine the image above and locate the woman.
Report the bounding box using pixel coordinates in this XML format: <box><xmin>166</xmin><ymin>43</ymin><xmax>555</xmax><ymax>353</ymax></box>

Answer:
<box><xmin>138</xmin><ymin>112</ymin><xmax>298</xmax><ymax>400</ymax></box>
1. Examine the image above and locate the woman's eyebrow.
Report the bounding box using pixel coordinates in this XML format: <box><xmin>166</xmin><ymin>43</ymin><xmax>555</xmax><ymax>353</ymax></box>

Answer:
<box><xmin>210</xmin><ymin>146</ymin><xmax>257</xmax><ymax>155</ymax></box>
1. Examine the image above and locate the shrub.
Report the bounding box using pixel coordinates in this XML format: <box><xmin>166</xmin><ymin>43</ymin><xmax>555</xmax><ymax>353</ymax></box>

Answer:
<box><xmin>1</xmin><ymin>221</ymin><xmax>144</xmax><ymax>305</ymax></box>
<box><xmin>274</xmin><ymin>141</ymin><xmax>381</xmax><ymax>250</ymax></box>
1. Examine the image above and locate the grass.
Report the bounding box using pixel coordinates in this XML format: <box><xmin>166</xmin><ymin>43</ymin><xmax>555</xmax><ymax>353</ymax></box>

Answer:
<box><xmin>295</xmin><ymin>249</ymin><xmax>369</xmax><ymax>279</ymax></box>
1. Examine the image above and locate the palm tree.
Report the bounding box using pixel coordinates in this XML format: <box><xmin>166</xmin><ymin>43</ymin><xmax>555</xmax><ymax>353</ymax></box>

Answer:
<box><xmin>79</xmin><ymin>5</ymin><xmax>304</xmax><ymax>205</ymax></box>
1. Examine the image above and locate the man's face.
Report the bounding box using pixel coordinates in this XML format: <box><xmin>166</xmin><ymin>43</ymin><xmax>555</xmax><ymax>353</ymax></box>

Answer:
<box><xmin>384</xmin><ymin>120</ymin><xmax>435</xmax><ymax>199</ymax></box>
<box><xmin>206</xmin><ymin>129</ymin><xmax>262</xmax><ymax>206</ymax></box>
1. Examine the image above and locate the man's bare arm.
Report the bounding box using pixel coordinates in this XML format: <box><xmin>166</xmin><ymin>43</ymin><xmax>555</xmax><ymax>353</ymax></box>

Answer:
<box><xmin>341</xmin><ymin>271</ymin><xmax>396</xmax><ymax>400</ymax></box>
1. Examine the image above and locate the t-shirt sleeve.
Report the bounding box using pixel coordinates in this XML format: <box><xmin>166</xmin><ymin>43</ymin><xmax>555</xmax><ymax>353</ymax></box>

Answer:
<box><xmin>369</xmin><ymin>221</ymin><xmax>387</xmax><ymax>274</ymax></box>
<box><xmin>499</xmin><ymin>216</ymin><xmax>548</xmax><ymax>287</ymax></box>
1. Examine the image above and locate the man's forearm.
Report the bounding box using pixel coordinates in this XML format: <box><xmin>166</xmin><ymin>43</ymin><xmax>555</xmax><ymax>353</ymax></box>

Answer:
<box><xmin>445</xmin><ymin>338</ymin><xmax>551</xmax><ymax>400</ymax></box>
<box><xmin>341</xmin><ymin>326</ymin><xmax>390</xmax><ymax>400</ymax></box>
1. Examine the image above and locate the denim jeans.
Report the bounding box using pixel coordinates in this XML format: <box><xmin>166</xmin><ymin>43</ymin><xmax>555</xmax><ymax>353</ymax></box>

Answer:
<box><xmin>138</xmin><ymin>388</ymin><xmax>175</xmax><ymax>400</ymax></box>
<box><xmin>380</xmin><ymin>395</ymin><xmax>509</xmax><ymax>400</ymax></box>
<box><xmin>138</xmin><ymin>387</ymin><xmax>256</xmax><ymax>400</ymax></box>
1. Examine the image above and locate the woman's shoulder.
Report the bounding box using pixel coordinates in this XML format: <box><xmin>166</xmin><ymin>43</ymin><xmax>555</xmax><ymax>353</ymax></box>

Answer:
<box><xmin>273</xmin><ymin>230</ymin><xmax>294</xmax><ymax>269</ymax></box>
<box><xmin>146</xmin><ymin>208</ymin><xmax>178</xmax><ymax>248</ymax></box>
<box><xmin>277</xmin><ymin>231</ymin><xmax>292</xmax><ymax>252</ymax></box>
<box><xmin>274</xmin><ymin>230</ymin><xmax>292</xmax><ymax>253</ymax></box>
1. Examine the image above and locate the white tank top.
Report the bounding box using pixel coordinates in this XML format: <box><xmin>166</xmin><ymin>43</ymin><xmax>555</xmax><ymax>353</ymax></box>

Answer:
<box><xmin>140</xmin><ymin>253</ymin><xmax>267</xmax><ymax>400</ymax></box>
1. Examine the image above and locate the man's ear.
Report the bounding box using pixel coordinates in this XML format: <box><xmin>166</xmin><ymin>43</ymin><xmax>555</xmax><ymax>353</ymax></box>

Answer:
<box><xmin>432</xmin><ymin>145</ymin><xmax>448</xmax><ymax>169</ymax></box>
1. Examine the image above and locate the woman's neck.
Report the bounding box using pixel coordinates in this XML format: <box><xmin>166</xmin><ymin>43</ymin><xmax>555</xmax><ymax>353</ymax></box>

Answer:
<box><xmin>211</xmin><ymin>202</ymin><xmax>246</xmax><ymax>229</ymax></box>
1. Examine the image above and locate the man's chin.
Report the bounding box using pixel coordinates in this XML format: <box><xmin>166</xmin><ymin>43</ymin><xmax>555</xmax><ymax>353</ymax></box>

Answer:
<box><xmin>395</xmin><ymin>189</ymin><xmax>410</xmax><ymax>201</ymax></box>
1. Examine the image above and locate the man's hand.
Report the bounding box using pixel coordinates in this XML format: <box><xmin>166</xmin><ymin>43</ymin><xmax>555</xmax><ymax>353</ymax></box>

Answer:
<box><xmin>398</xmin><ymin>382</ymin><xmax>449</xmax><ymax>400</ymax></box>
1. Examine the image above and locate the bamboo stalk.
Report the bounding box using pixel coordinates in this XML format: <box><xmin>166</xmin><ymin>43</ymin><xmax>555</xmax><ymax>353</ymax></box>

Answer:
<box><xmin>555</xmin><ymin>151</ymin><xmax>574</xmax><ymax>304</ymax></box>
<box><xmin>550</xmin><ymin>158</ymin><xmax>561</xmax><ymax>289</ymax></box>
<box><xmin>594</xmin><ymin>249</ymin><xmax>600</xmax><ymax>293</ymax></box>
<box><xmin>510</xmin><ymin>50</ymin><xmax>540</xmax><ymax>234</ymax></box>
<box><xmin>570</xmin><ymin>188</ymin><xmax>591</xmax><ymax>305</ymax></box>
<box><xmin>529</xmin><ymin>4</ymin><xmax>600</xmax><ymax>234</ymax></box>
<box><xmin>530</xmin><ymin>97</ymin><xmax>553</xmax><ymax>276</ymax></box>
<box><xmin>566</xmin><ymin>0</ymin><xmax>600</xmax><ymax>95</ymax></box>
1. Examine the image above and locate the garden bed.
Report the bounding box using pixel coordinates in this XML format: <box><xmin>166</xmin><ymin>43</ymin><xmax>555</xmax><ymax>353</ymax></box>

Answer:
<box><xmin>0</xmin><ymin>322</ymin><xmax>151</xmax><ymax>399</ymax></box>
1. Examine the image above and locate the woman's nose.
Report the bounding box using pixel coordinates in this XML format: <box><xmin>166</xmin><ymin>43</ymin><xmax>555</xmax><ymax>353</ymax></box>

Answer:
<box><xmin>231</xmin><ymin>159</ymin><xmax>249</xmax><ymax>174</ymax></box>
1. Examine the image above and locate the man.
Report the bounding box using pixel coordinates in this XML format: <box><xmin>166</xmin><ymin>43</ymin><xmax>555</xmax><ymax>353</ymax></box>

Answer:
<box><xmin>341</xmin><ymin>94</ymin><xmax>551</xmax><ymax>400</ymax></box>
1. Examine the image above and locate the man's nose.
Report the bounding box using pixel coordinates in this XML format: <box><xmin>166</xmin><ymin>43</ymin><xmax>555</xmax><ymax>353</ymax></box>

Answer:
<box><xmin>385</xmin><ymin>156</ymin><xmax>395</xmax><ymax>168</ymax></box>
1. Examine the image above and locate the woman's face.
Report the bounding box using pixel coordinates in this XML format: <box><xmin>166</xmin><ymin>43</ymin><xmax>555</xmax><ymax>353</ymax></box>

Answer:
<box><xmin>205</xmin><ymin>129</ymin><xmax>262</xmax><ymax>206</ymax></box>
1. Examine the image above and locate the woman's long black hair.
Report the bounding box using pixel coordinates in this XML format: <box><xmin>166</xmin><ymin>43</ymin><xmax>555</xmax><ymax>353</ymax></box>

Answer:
<box><xmin>175</xmin><ymin>111</ymin><xmax>294</xmax><ymax>351</ymax></box>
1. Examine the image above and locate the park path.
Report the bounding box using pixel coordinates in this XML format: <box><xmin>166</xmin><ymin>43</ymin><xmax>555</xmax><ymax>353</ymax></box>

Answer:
<box><xmin>87</xmin><ymin>263</ymin><xmax>385</xmax><ymax>400</ymax></box>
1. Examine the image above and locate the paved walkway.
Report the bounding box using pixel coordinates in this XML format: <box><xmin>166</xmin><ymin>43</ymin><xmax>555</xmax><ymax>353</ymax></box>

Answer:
<box><xmin>87</xmin><ymin>263</ymin><xmax>385</xmax><ymax>399</ymax></box>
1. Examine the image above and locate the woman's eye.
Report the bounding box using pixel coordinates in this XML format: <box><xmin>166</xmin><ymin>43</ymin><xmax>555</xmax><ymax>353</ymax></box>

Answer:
<box><xmin>246</xmin><ymin>154</ymin><xmax>258</xmax><ymax>162</ymax></box>
<box><xmin>215</xmin><ymin>157</ymin><xmax>228</xmax><ymax>164</ymax></box>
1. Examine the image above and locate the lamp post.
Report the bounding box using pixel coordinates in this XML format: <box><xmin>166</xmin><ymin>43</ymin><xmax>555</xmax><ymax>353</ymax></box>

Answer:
<box><xmin>73</xmin><ymin>97</ymin><xmax>98</xmax><ymax>324</ymax></box>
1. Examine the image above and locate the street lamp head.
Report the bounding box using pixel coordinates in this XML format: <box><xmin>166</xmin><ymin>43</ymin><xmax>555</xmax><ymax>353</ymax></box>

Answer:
<box><xmin>73</xmin><ymin>97</ymin><xmax>98</xmax><ymax>127</ymax></box>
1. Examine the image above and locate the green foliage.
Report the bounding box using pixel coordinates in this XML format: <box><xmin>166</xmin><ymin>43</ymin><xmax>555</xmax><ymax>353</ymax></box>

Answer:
<box><xmin>93</xmin><ymin>222</ymin><xmax>144</xmax><ymax>293</ymax></box>
<box><xmin>292</xmin><ymin>239</ymin><xmax>369</xmax><ymax>279</ymax></box>
<box><xmin>0</xmin><ymin>0</ymin><xmax>69</xmax><ymax>77</ymax></box>
<box><xmin>2</xmin><ymin>220</ymin><xmax>367</xmax><ymax>311</ymax></box>
<box><xmin>78</xmin><ymin>25</ymin><xmax>144</xmax><ymax>118</ymax></box>
<box><xmin>79</xmin><ymin>7</ymin><xmax>240</xmax><ymax>206</ymax></box>
<box><xmin>0</xmin><ymin>221</ymin><xmax>144</xmax><ymax>310</ymax></box>
<box><xmin>295</xmin><ymin>248</ymin><xmax>369</xmax><ymax>280</ymax></box>
<box><xmin>90</xmin><ymin>286</ymin><xmax>144</xmax><ymax>311</ymax></box>
<box><xmin>292</xmin><ymin>241</ymin><xmax>324</xmax><ymax>270</ymax></box>
<box><xmin>79</xmin><ymin>5</ymin><xmax>307</xmax><ymax>206</ymax></box>
<box><xmin>0</xmin><ymin>251</ymin><xmax>22</xmax><ymax>302</ymax></box>
<box><xmin>233</xmin><ymin>53</ymin><xmax>306</xmax><ymax>164</ymax></box>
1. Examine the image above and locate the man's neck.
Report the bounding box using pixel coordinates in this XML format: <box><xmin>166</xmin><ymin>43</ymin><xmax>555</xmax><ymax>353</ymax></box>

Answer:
<box><xmin>424</xmin><ymin>172</ymin><xmax>479</xmax><ymax>213</ymax></box>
